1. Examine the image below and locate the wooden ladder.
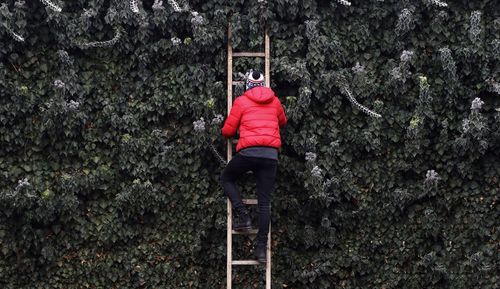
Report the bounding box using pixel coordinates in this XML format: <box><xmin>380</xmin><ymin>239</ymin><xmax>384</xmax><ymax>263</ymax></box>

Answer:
<box><xmin>226</xmin><ymin>24</ymin><xmax>271</xmax><ymax>289</ymax></box>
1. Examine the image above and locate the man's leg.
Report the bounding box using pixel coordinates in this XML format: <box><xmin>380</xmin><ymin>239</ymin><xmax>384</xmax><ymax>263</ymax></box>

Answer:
<box><xmin>253</xmin><ymin>158</ymin><xmax>277</xmax><ymax>261</ymax></box>
<box><xmin>219</xmin><ymin>154</ymin><xmax>252</xmax><ymax>228</ymax></box>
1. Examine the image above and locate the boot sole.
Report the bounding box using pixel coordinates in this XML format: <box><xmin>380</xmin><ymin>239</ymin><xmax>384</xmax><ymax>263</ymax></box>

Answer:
<box><xmin>233</xmin><ymin>226</ymin><xmax>252</xmax><ymax>231</ymax></box>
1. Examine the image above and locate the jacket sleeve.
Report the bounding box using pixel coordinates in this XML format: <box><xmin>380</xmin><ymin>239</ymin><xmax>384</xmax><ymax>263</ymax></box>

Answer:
<box><xmin>221</xmin><ymin>98</ymin><xmax>243</xmax><ymax>138</ymax></box>
<box><xmin>276</xmin><ymin>98</ymin><xmax>287</xmax><ymax>128</ymax></box>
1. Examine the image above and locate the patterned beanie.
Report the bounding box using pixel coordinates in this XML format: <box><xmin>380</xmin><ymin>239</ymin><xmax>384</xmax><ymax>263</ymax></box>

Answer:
<box><xmin>245</xmin><ymin>70</ymin><xmax>265</xmax><ymax>90</ymax></box>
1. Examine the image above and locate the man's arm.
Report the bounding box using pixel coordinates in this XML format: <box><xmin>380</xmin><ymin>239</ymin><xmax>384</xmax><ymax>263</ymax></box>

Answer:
<box><xmin>276</xmin><ymin>98</ymin><xmax>287</xmax><ymax>128</ymax></box>
<box><xmin>221</xmin><ymin>98</ymin><xmax>243</xmax><ymax>138</ymax></box>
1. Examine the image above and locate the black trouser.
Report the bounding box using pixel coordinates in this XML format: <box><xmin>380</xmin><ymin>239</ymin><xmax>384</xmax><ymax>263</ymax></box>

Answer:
<box><xmin>219</xmin><ymin>153</ymin><xmax>278</xmax><ymax>244</ymax></box>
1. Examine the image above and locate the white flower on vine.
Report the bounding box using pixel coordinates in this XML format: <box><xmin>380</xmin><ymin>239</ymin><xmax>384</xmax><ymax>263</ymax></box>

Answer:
<box><xmin>438</xmin><ymin>47</ymin><xmax>456</xmax><ymax>80</ymax></box>
<box><xmin>78</xmin><ymin>27</ymin><xmax>121</xmax><ymax>49</ymax></box>
<box><xmin>396</xmin><ymin>8</ymin><xmax>414</xmax><ymax>35</ymax></box>
<box><xmin>54</xmin><ymin>79</ymin><xmax>65</xmax><ymax>89</ymax></box>
<box><xmin>130</xmin><ymin>0</ymin><xmax>139</xmax><ymax>13</ymax></box>
<box><xmin>40</xmin><ymin>0</ymin><xmax>62</xmax><ymax>12</ymax></box>
<box><xmin>15</xmin><ymin>177</ymin><xmax>30</xmax><ymax>191</ymax></box>
<box><xmin>425</xmin><ymin>0</ymin><xmax>448</xmax><ymax>7</ymax></box>
<box><xmin>424</xmin><ymin>170</ymin><xmax>441</xmax><ymax>190</ymax></box>
<box><xmin>168</xmin><ymin>0</ymin><xmax>183</xmax><ymax>12</ymax></box>
<box><xmin>193</xmin><ymin>117</ymin><xmax>206</xmax><ymax>132</ymax></box>
<box><xmin>469</xmin><ymin>11</ymin><xmax>482</xmax><ymax>42</ymax></box>
<box><xmin>336</xmin><ymin>0</ymin><xmax>352</xmax><ymax>6</ymax></box>
<box><xmin>343</xmin><ymin>87</ymin><xmax>382</xmax><ymax>118</ymax></box>
<box><xmin>171</xmin><ymin>37</ymin><xmax>181</xmax><ymax>46</ymax></box>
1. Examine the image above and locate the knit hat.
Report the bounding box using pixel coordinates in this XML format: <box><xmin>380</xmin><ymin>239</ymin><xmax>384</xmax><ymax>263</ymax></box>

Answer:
<box><xmin>245</xmin><ymin>70</ymin><xmax>265</xmax><ymax>90</ymax></box>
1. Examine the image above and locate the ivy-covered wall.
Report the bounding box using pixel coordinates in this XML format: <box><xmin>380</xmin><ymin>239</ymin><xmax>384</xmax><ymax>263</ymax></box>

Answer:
<box><xmin>1</xmin><ymin>0</ymin><xmax>499</xmax><ymax>288</ymax></box>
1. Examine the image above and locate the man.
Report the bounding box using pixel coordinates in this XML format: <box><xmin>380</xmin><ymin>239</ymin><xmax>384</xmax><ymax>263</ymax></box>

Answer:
<box><xmin>219</xmin><ymin>70</ymin><xmax>287</xmax><ymax>263</ymax></box>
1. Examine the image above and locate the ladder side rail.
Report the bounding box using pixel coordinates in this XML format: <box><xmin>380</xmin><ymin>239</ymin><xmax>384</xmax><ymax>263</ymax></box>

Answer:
<box><xmin>265</xmin><ymin>27</ymin><xmax>271</xmax><ymax>88</ymax></box>
<box><xmin>227</xmin><ymin>23</ymin><xmax>233</xmax><ymax>289</ymax></box>
<box><xmin>264</xmin><ymin>26</ymin><xmax>272</xmax><ymax>289</ymax></box>
<box><xmin>226</xmin><ymin>25</ymin><xmax>273</xmax><ymax>289</ymax></box>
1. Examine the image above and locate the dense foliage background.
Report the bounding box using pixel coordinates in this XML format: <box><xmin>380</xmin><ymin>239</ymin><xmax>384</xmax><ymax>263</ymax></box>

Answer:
<box><xmin>1</xmin><ymin>0</ymin><xmax>499</xmax><ymax>288</ymax></box>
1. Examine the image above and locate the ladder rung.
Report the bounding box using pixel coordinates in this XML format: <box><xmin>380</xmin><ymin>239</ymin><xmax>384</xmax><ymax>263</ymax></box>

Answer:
<box><xmin>232</xmin><ymin>260</ymin><xmax>262</xmax><ymax>265</ymax></box>
<box><xmin>233</xmin><ymin>52</ymin><xmax>265</xmax><ymax>57</ymax></box>
<box><xmin>242</xmin><ymin>199</ymin><xmax>258</xmax><ymax>205</ymax></box>
<box><xmin>232</xmin><ymin>229</ymin><xmax>258</xmax><ymax>235</ymax></box>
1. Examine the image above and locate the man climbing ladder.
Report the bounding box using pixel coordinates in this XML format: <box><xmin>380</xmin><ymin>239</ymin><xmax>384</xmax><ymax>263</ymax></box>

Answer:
<box><xmin>219</xmin><ymin>69</ymin><xmax>287</xmax><ymax>262</ymax></box>
<box><xmin>220</xmin><ymin>26</ymin><xmax>285</xmax><ymax>289</ymax></box>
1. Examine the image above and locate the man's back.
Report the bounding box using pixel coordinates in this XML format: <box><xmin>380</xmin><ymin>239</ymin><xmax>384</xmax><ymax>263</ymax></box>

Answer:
<box><xmin>222</xmin><ymin>86</ymin><xmax>287</xmax><ymax>152</ymax></box>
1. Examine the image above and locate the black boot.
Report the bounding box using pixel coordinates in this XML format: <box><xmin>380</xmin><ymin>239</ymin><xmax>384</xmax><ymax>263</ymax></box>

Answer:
<box><xmin>233</xmin><ymin>207</ymin><xmax>251</xmax><ymax>231</ymax></box>
<box><xmin>254</xmin><ymin>240</ymin><xmax>267</xmax><ymax>263</ymax></box>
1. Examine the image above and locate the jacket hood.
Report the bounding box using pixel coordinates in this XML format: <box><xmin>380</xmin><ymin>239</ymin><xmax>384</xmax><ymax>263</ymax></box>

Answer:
<box><xmin>244</xmin><ymin>86</ymin><xmax>275</xmax><ymax>104</ymax></box>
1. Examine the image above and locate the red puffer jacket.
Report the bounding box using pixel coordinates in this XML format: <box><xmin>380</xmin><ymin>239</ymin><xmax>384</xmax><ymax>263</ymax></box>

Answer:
<box><xmin>221</xmin><ymin>86</ymin><xmax>287</xmax><ymax>152</ymax></box>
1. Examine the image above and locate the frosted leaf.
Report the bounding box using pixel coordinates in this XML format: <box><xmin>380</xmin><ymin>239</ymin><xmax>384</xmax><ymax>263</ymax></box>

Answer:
<box><xmin>152</xmin><ymin>0</ymin><xmax>164</xmax><ymax>10</ymax></box>
<box><xmin>83</xmin><ymin>8</ymin><xmax>97</xmax><ymax>18</ymax></box>
<box><xmin>14</xmin><ymin>1</ymin><xmax>25</xmax><ymax>8</ymax></box>
<box><xmin>489</xmin><ymin>81</ymin><xmax>500</xmax><ymax>94</ymax></box>
<box><xmin>57</xmin><ymin>50</ymin><xmax>73</xmax><ymax>65</ymax></box>
<box><xmin>67</xmin><ymin>100</ymin><xmax>80</xmax><ymax>110</ymax></box>
<box><xmin>400</xmin><ymin>50</ymin><xmax>414</xmax><ymax>62</ymax></box>
<box><xmin>193</xmin><ymin>117</ymin><xmax>206</xmax><ymax>132</ymax></box>
<box><xmin>423</xmin><ymin>170</ymin><xmax>441</xmax><ymax>194</ymax></box>
<box><xmin>171</xmin><ymin>37</ymin><xmax>181</xmax><ymax>45</ymax></box>
<box><xmin>8</xmin><ymin>28</ymin><xmax>24</xmax><ymax>42</ymax></box>
<box><xmin>390</xmin><ymin>66</ymin><xmax>402</xmax><ymax>81</ymax></box>
<box><xmin>305</xmin><ymin>152</ymin><xmax>317</xmax><ymax>162</ymax></box>
<box><xmin>425</xmin><ymin>170</ymin><xmax>441</xmax><ymax>183</ymax></box>
<box><xmin>311</xmin><ymin>166</ymin><xmax>323</xmax><ymax>178</ymax></box>
<box><xmin>438</xmin><ymin>47</ymin><xmax>456</xmax><ymax>80</ymax></box>
<box><xmin>305</xmin><ymin>20</ymin><xmax>319</xmax><ymax>39</ymax></box>
<box><xmin>461</xmin><ymin>118</ymin><xmax>470</xmax><ymax>133</ymax></box>
<box><xmin>211</xmin><ymin>114</ymin><xmax>224</xmax><ymax>125</ymax></box>
<box><xmin>321</xmin><ymin>216</ymin><xmax>331</xmax><ymax>228</ymax></box>
<box><xmin>470</xmin><ymin>97</ymin><xmax>484</xmax><ymax>110</ymax></box>
<box><xmin>191</xmin><ymin>11</ymin><xmax>204</xmax><ymax>25</ymax></box>
<box><xmin>351</xmin><ymin>62</ymin><xmax>365</xmax><ymax>74</ymax></box>
<box><xmin>396</xmin><ymin>8</ymin><xmax>414</xmax><ymax>35</ymax></box>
